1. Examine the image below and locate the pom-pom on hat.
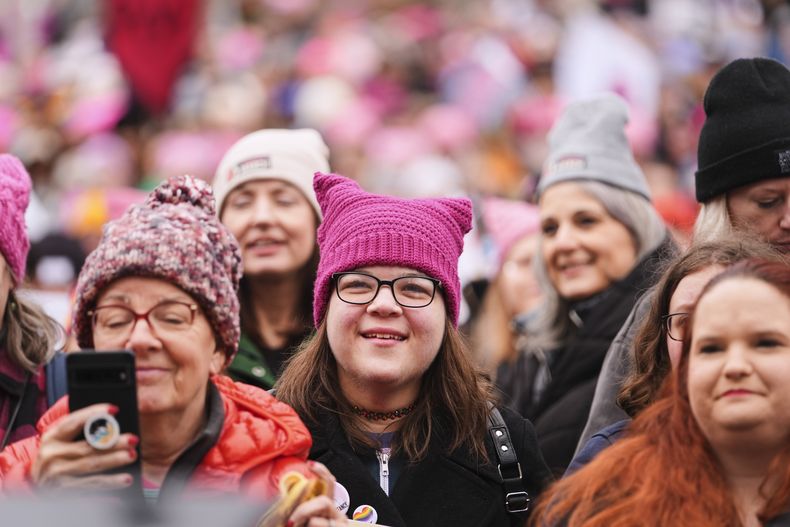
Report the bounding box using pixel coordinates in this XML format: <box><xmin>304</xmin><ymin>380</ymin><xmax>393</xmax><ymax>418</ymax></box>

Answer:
<box><xmin>313</xmin><ymin>173</ymin><xmax>472</xmax><ymax>326</ymax></box>
<box><xmin>695</xmin><ymin>57</ymin><xmax>790</xmax><ymax>202</ymax></box>
<box><xmin>538</xmin><ymin>93</ymin><xmax>651</xmax><ymax>200</ymax></box>
<box><xmin>0</xmin><ymin>154</ymin><xmax>32</xmax><ymax>283</ymax></box>
<box><xmin>482</xmin><ymin>197</ymin><xmax>541</xmax><ymax>271</ymax></box>
<box><xmin>213</xmin><ymin>128</ymin><xmax>330</xmax><ymax>218</ymax></box>
<box><xmin>73</xmin><ymin>175</ymin><xmax>242</xmax><ymax>361</ymax></box>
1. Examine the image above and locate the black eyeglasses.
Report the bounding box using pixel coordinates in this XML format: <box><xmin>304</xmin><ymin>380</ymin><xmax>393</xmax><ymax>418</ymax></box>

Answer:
<box><xmin>661</xmin><ymin>312</ymin><xmax>689</xmax><ymax>342</ymax></box>
<box><xmin>332</xmin><ymin>272</ymin><xmax>441</xmax><ymax>308</ymax></box>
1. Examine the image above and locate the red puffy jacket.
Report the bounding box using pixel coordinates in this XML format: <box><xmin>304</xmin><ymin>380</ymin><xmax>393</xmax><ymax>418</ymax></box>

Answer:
<box><xmin>0</xmin><ymin>374</ymin><xmax>313</xmax><ymax>499</ymax></box>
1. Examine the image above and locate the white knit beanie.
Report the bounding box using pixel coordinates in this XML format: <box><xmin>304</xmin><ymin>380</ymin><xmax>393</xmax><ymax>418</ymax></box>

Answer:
<box><xmin>213</xmin><ymin>128</ymin><xmax>330</xmax><ymax>217</ymax></box>
<box><xmin>538</xmin><ymin>93</ymin><xmax>651</xmax><ymax>200</ymax></box>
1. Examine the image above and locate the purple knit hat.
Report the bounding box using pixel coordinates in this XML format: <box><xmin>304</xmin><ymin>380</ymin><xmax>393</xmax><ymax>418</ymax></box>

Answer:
<box><xmin>0</xmin><ymin>155</ymin><xmax>32</xmax><ymax>283</ymax></box>
<box><xmin>73</xmin><ymin>175</ymin><xmax>242</xmax><ymax>361</ymax></box>
<box><xmin>313</xmin><ymin>172</ymin><xmax>472</xmax><ymax>326</ymax></box>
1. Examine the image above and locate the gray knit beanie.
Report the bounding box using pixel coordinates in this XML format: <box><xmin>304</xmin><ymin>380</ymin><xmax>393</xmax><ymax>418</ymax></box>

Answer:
<box><xmin>538</xmin><ymin>93</ymin><xmax>651</xmax><ymax>200</ymax></box>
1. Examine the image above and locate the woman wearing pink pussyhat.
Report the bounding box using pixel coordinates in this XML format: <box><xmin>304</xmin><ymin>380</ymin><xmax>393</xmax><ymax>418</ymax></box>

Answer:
<box><xmin>213</xmin><ymin>128</ymin><xmax>329</xmax><ymax>390</ymax></box>
<box><xmin>470</xmin><ymin>197</ymin><xmax>543</xmax><ymax>374</ymax></box>
<box><xmin>0</xmin><ymin>154</ymin><xmax>62</xmax><ymax>450</ymax></box>
<box><xmin>277</xmin><ymin>173</ymin><xmax>552</xmax><ymax>527</ymax></box>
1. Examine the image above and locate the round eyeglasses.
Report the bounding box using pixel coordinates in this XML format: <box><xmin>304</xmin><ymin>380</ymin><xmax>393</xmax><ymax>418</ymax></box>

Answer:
<box><xmin>89</xmin><ymin>301</ymin><xmax>199</xmax><ymax>342</ymax></box>
<box><xmin>332</xmin><ymin>272</ymin><xmax>441</xmax><ymax>308</ymax></box>
<box><xmin>661</xmin><ymin>312</ymin><xmax>689</xmax><ymax>342</ymax></box>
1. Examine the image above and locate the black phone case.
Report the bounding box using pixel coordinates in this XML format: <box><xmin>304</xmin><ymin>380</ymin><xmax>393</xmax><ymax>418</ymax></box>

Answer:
<box><xmin>66</xmin><ymin>350</ymin><xmax>143</xmax><ymax>501</ymax></box>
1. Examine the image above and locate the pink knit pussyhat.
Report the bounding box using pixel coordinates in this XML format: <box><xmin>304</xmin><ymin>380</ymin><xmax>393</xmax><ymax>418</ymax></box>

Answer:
<box><xmin>313</xmin><ymin>172</ymin><xmax>472</xmax><ymax>326</ymax></box>
<box><xmin>0</xmin><ymin>155</ymin><xmax>32</xmax><ymax>283</ymax></box>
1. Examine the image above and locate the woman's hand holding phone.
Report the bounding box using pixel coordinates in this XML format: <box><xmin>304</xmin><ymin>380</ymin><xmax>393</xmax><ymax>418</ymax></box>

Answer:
<box><xmin>31</xmin><ymin>403</ymin><xmax>139</xmax><ymax>489</ymax></box>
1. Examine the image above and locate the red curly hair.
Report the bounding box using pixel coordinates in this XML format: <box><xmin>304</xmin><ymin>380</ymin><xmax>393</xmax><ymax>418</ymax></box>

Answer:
<box><xmin>531</xmin><ymin>259</ymin><xmax>790</xmax><ymax>527</ymax></box>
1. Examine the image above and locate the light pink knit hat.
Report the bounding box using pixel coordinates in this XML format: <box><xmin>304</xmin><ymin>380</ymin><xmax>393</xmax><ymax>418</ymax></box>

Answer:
<box><xmin>482</xmin><ymin>197</ymin><xmax>541</xmax><ymax>271</ymax></box>
<box><xmin>313</xmin><ymin>173</ymin><xmax>472</xmax><ymax>326</ymax></box>
<box><xmin>0</xmin><ymin>155</ymin><xmax>32</xmax><ymax>283</ymax></box>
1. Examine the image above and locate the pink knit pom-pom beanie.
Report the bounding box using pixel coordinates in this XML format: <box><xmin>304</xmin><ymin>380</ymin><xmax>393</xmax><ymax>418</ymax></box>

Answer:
<box><xmin>312</xmin><ymin>172</ymin><xmax>472</xmax><ymax>326</ymax></box>
<box><xmin>73</xmin><ymin>175</ymin><xmax>242</xmax><ymax>361</ymax></box>
<box><xmin>0</xmin><ymin>154</ymin><xmax>32</xmax><ymax>284</ymax></box>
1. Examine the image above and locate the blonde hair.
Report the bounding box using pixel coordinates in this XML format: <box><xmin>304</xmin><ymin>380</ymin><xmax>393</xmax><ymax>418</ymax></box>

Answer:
<box><xmin>692</xmin><ymin>195</ymin><xmax>735</xmax><ymax>245</ymax></box>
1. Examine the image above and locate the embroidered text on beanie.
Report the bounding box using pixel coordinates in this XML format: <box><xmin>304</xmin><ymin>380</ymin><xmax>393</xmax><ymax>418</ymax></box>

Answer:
<box><xmin>539</xmin><ymin>93</ymin><xmax>651</xmax><ymax>200</ymax></box>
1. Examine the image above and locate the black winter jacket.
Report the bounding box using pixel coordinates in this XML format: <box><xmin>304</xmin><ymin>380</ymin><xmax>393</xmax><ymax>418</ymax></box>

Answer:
<box><xmin>304</xmin><ymin>406</ymin><xmax>553</xmax><ymax>527</ymax></box>
<box><xmin>497</xmin><ymin>238</ymin><xmax>672</xmax><ymax>474</ymax></box>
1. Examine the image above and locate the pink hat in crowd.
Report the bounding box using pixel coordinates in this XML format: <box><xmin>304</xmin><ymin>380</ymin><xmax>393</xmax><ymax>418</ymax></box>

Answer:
<box><xmin>0</xmin><ymin>154</ymin><xmax>31</xmax><ymax>283</ymax></box>
<box><xmin>312</xmin><ymin>172</ymin><xmax>472</xmax><ymax>326</ymax></box>
<box><xmin>60</xmin><ymin>186</ymin><xmax>148</xmax><ymax>239</ymax></box>
<box><xmin>482</xmin><ymin>197</ymin><xmax>541</xmax><ymax>271</ymax></box>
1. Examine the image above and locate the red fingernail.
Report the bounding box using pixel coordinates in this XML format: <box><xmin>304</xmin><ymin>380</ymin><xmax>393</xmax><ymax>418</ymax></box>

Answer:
<box><xmin>129</xmin><ymin>449</ymin><xmax>137</xmax><ymax>459</ymax></box>
<box><xmin>286</xmin><ymin>521</ymin><xmax>294</xmax><ymax>527</ymax></box>
<box><xmin>107</xmin><ymin>405</ymin><xmax>119</xmax><ymax>415</ymax></box>
<box><xmin>128</xmin><ymin>435</ymin><xmax>139</xmax><ymax>447</ymax></box>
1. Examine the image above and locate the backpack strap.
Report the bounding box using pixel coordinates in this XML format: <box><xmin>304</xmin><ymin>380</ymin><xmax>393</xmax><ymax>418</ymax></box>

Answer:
<box><xmin>488</xmin><ymin>405</ymin><xmax>531</xmax><ymax>513</ymax></box>
<box><xmin>0</xmin><ymin>372</ymin><xmax>31</xmax><ymax>450</ymax></box>
<box><xmin>46</xmin><ymin>351</ymin><xmax>69</xmax><ymax>407</ymax></box>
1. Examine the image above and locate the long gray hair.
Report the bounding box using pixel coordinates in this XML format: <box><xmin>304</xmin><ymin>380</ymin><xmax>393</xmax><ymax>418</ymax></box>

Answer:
<box><xmin>526</xmin><ymin>180</ymin><xmax>667</xmax><ymax>353</ymax></box>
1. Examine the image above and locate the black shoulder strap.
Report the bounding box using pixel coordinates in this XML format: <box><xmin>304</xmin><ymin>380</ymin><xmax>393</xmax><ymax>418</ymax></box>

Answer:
<box><xmin>487</xmin><ymin>406</ymin><xmax>531</xmax><ymax>513</ymax></box>
<box><xmin>46</xmin><ymin>351</ymin><xmax>69</xmax><ymax>407</ymax></box>
<box><xmin>0</xmin><ymin>372</ymin><xmax>31</xmax><ymax>450</ymax></box>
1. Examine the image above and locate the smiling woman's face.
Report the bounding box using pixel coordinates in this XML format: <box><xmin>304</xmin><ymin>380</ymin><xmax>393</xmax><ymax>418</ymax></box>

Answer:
<box><xmin>220</xmin><ymin>179</ymin><xmax>317</xmax><ymax>277</ymax></box>
<box><xmin>326</xmin><ymin>265</ymin><xmax>446</xmax><ymax>402</ymax></box>
<box><xmin>92</xmin><ymin>277</ymin><xmax>225</xmax><ymax>416</ymax></box>
<box><xmin>539</xmin><ymin>182</ymin><xmax>637</xmax><ymax>301</ymax></box>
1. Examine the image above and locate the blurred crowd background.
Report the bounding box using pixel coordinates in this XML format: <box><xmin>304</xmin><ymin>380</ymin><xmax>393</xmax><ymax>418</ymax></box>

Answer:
<box><xmin>1</xmin><ymin>0</ymin><xmax>788</xmax><ymax>325</ymax></box>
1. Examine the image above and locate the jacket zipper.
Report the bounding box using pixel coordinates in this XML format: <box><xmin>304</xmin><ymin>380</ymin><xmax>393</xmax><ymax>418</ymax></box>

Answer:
<box><xmin>376</xmin><ymin>448</ymin><xmax>390</xmax><ymax>495</ymax></box>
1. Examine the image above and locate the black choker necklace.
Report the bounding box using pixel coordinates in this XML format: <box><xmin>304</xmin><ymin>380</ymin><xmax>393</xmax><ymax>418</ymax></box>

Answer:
<box><xmin>351</xmin><ymin>403</ymin><xmax>417</xmax><ymax>421</ymax></box>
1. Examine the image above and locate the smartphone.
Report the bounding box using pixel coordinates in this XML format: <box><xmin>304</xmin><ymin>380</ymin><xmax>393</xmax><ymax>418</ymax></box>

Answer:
<box><xmin>66</xmin><ymin>350</ymin><xmax>143</xmax><ymax>500</ymax></box>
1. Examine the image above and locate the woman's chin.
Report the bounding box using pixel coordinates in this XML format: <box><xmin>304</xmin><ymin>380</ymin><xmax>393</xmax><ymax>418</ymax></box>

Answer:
<box><xmin>359</xmin><ymin>371</ymin><xmax>404</xmax><ymax>388</ymax></box>
<box><xmin>137</xmin><ymin>393</ymin><xmax>171</xmax><ymax>415</ymax></box>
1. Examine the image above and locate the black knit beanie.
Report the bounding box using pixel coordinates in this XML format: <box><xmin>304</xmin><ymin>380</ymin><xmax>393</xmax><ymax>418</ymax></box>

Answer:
<box><xmin>695</xmin><ymin>57</ymin><xmax>790</xmax><ymax>202</ymax></box>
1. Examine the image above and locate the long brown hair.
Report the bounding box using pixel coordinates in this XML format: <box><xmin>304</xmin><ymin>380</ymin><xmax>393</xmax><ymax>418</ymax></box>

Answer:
<box><xmin>276</xmin><ymin>318</ymin><xmax>493</xmax><ymax>462</ymax></box>
<box><xmin>618</xmin><ymin>237</ymin><xmax>785</xmax><ymax>417</ymax></box>
<box><xmin>532</xmin><ymin>259</ymin><xmax>790</xmax><ymax>526</ymax></box>
<box><xmin>4</xmin><ymin>290</ymin><xmax>62</xmax><ymax>372</ymax></box>
<box><xmin>238</xmin><ymin>243</ymin><xmax>319</xmax><ymax>343</ymax></box>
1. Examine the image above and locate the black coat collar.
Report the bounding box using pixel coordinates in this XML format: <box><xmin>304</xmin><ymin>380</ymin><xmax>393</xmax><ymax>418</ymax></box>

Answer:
<box><xmin>307</xmin><ymin>412</ymin><xmax>521</xmax><ymax>527</ymax></box>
